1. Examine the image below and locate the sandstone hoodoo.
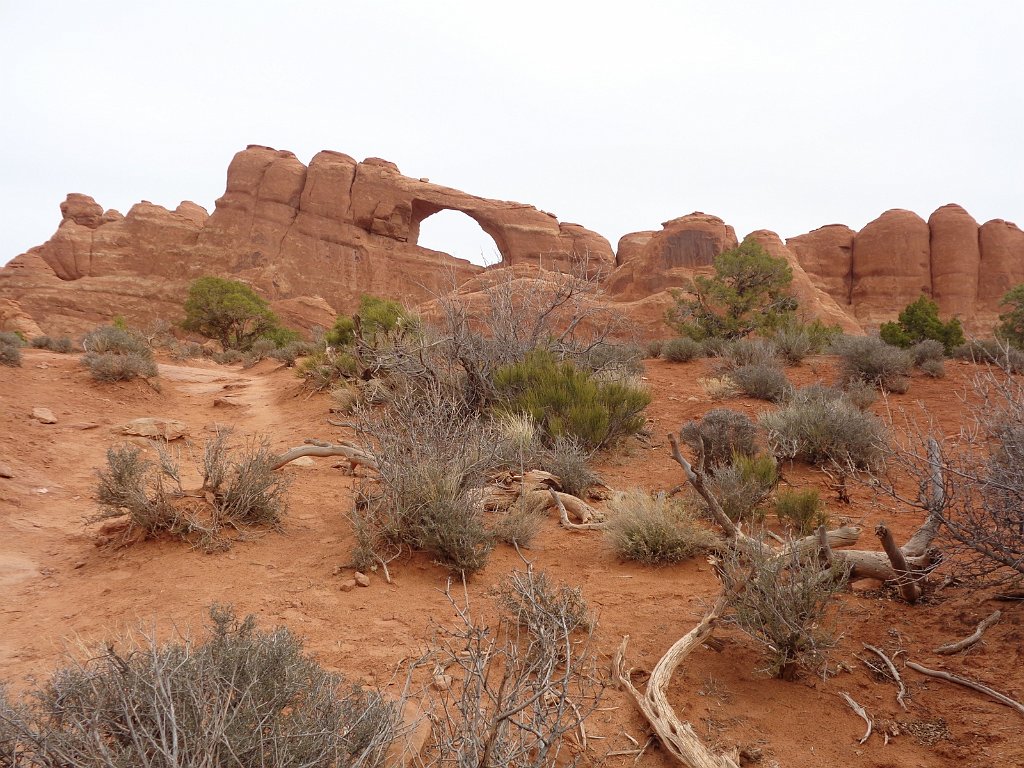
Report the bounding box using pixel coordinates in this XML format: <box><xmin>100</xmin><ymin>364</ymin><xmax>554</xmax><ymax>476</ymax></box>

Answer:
<box><xmin>1</xmin><ymin>145</ymin><xmax>1023</xmax><ymax>338</ymax></box>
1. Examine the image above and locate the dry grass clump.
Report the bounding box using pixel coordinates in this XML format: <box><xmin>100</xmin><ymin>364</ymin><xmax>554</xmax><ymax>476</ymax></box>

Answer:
<box><xmin>679</xmin><ymin>408</ymin><xmax>759</xmax><ymax>469</ymax></box>
<box><xmin>662</xmin><ymin>337</ymin><xmax>703</xmax><ymax>363</ymax></box>
<box><xmin>698</xmin><ymin>375</ymin><xmax>739</xmax><ymax>400</ymax></box>
<box><xmin>722</xmin><ymin>337</ymin><xmax>780</xmax><ymax>369</ymax></box>
<box><xmin>0</xmin><ymin>605</ymin><xmax>399</xmax><ymax>766</ymax></box>
<box><xmin>645</xmin><ymin>338</ymin><xmax>665</xmax><ymax>358</ymax></box>
<box><xmin>843</xmin><ymin>378</ymin><xmax>878</xmax><ymax>410</ymax></box>
<box><xmin>761</xmin><ymin>385</ymin><xmax>887</xmax><ymax>469</ymax></box>
<box><xmin>834</xmin><ymin>335</ymin><xmax>912</xmax><ymax>393</ymax></box>
<box><xmin>706</xmin><ymin>454</ymin><xmax>778</xmax><ymax>523</ymax></box>
<box><xmin>605</xmin><ymin>490</ymin><xmax>717</xmax><ymax>564</ymax></box>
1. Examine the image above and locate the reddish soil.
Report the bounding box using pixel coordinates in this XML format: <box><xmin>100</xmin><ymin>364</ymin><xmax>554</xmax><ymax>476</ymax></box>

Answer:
<box><xmin>1</xmin><ymin>350</ymin><xmax>1021</xmax><ymax>767</ymax></box>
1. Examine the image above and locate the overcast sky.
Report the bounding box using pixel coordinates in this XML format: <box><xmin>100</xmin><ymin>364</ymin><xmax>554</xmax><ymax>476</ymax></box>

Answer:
<box><xmin>1</xmin><ymin>1</ymin><xmax>1021</xmax><ymax>267</ymax></box>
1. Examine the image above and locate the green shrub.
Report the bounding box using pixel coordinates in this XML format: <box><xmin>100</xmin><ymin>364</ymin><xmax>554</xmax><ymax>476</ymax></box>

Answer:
<box><xmin>761</xmin><ymin>385</ymin><xmax>887</xmax><ymax>469</ymax></box>
<box><xmin>0</xmin><ymin>605</ymin><xmax>399</xmax><ymax>766</ymax></box>
<box><xmin>679</xmin><ymin>408</ymin><xmax>759</xmax><ymax>469</ymax></box>
<box><xmin>880</xmin><ymin>295</ymin><xmax>965</xmax><ymax>354</ymax></box>
<box><xmin>327</xmin><ymin>295</ymin><xmax>418</xmax><ymax>348</ymax></box>
<box><xmin>768</xmin><ymin>320</ymin><xmax>841</xmax><ymax>365</ymax></box>
<box><xmin>667</xmin><ymin>239</ymin><xmax>797</xmax><ymax>340</ymax></box>
<box><xmin>707</xmin><ymin>453</ymin><xmax>778</xmax><ymax>522</ymax></box>
<box><xmin>494</xmin><ymin>351</ymin><xmax>650</xmax><ymax>450</ymax></box>
<box><xmin>0</xmin><ymin>332</ymin><xmax>22</xmax><ymax>367</ymax></box>
<box><xmin>775</xmin><ymin>489</ymin><xmax>829</xmax><ymax>535</ymax></box>
<box><xmin>662</xmin><ymin>337</ymin><xmax>703</xmax><ymax>363</ymax></box>
<box><xmin>182</xmin><ymin>276</ymin><xmax>295</xmax><ymax>351</ymax></box>
<box><xmin>298</xmin><ymin>350</ymin><xmax>360</xmax><ymax>390</ymax></box>
<box><xmin>606</xmin><ymin>490</ymin><xmax>717</xmax><ymax>564</ymax></box>
<box><xmin>834</xmin><ymin>335</ymin><xmax>913</xmax><ymax>393</ymax></box>
<box><xmin>730</xmin><ymin>364</ymin><xmax>793</xmax><ymax>402</ymax></box>
<box><xmin>646</xmin><ymin>339</ymin><xmax>665</xmax><ymax>358</ymax></box>
<box><xmin>83</xmin><ymin>325</ymin><xmax>150</xmax><ymax>356</ymax></box>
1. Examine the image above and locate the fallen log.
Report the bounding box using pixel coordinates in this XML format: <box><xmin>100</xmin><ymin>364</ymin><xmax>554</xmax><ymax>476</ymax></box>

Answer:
<box><xmin>270</xmin><ymin>440</ymin><xmax>377</xmax><ymax>471</ymax></box>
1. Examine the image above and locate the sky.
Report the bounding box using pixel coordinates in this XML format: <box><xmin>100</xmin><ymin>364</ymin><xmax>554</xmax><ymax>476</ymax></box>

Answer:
<box><xmin>1</xmin><ymin>1</ymin><xmax>1022</xmax><ymax>267</ymax></box>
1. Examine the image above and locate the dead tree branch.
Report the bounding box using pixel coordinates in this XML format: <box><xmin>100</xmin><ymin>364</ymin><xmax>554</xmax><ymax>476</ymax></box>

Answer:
<box><xmin>863</xmin><ymin>643</ymin><xmax>907</xmax><ymax>710</ymax></box>
<box><xmin>906</xmin><ymin>661</ymin><xmax>1024</xmax><ymax>717</ymax></box>
<box><xmin>839</xmin><ymin>692</ymin><xmax>873</xmax><ymax>744</ymax></box>
<box><xmin>934</xmin><ymin>610</ymin><xmax>1002</xmax><ymax>655</ymax></box>
<box><xmin>270</xmin><ymin>440</ymin><xmax>377</xmax><ymax>471</ymax></box>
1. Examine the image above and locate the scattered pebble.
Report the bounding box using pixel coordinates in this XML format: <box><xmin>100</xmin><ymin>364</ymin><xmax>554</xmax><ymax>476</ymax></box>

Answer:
<box><xmin>354</xmin><ymin>572</ymin><xmax>370</xmax><ymax>587</ymax></box>
<box><xmin>31</xmin><ymin>407</ymin><xmax>57</xmax><ymax>424</ymax></box>
<box><xmin>339</xmin><ymin>579</ymin><xmax>357</xmax><ymax>592</ymax></box>
<box><xmin>0</xmin><ymin>462</ymin><xmax>13</xmax><ymax>479</ymax></box>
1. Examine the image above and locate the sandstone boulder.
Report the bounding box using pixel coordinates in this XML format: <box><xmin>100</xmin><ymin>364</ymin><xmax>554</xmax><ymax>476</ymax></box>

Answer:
<box><xmin>978</xmin><ymin>219</ymin><xmax>1024</xmax><ymax>310</ymax></box>
<box><xmin>929</xmin><ymin>204</ymin><xmax>980</xmax><ymax>319</ymax></box>
<box><xmin>119</xmin><ymin>418</ymin><xmax>188</xmax><ymax>441</ymax></box>
<box><xmin>851</xmin><ymin>209</ymin><xmax>931</xmax><ymax>325</ymax></box>
<box><xmin>786</xmin><ymin>224</ymin><xmax>855</xmax><ymax>305</ymax></box>
<box><xmin>0</xmin><ymin>299</ymin><xmax>43</xmax><ymax>338</ymax></box>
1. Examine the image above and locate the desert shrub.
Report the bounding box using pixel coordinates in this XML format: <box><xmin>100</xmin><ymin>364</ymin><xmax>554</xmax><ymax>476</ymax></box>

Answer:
<box><xmin>539</xmin><ymin>434</ymin><xmax>601</xmax><ymax>498</ymax></box>
<box><xmin>880</xmin><ymin>295</ymin><xmax>965</xmax><ymax>353</ymax></box>
<box><xmin>954</xmin><ymin>338</ymin><xmax>1024</xmax><ymax>373</ymax></box>
<box><xmin>700</xmin><ymin>336</ymin><xmax>730</xmax><ymax>357</ymax></box>
<box><xmin>491</xmin><ymin>496</ymin><xmax>545</xmax><ymax>548</ymax></box>
<box><xmin>706</xmin><ymin>453</ymin><xmax>778</xmax><ymax>522</ymax></box>
<box><xmin>494</xmin><ymin>350</ymin><xmax>650</xmax><ymax>450</ymax></box>
<box><xmin>724</xmin><ymin>543</ymin><xmax>848</xmax><ymax>679</ymax></box>
<box><xmin>0</xmin><ymin>330</ymin><xmax>25</xmax><ymax>347</ymax></box>
<box><xmin>327</xmin><ymin>295</ymin><xmax>419</xmax><ymax>349</ymax></box>
<box><xmin>761</xmin><ymin>385</ymin><xmax>887</xmax><ymax>469</ymax></box>
<box><xmin>774</xmin><ymin>488</ymin><xmax>829</xmax><ymax>535</ymax></box>
<box><xmin>0</xmin><ymin>605</ymin><xmax>399</xmax><ymax>766</ymax></box>
<box><xmin>768</xmin><ymin>324</ymin><xmax>813</xmax><ymax>365</ymax></box>
<box><xmin>919</xmin><ymin>358</ymin><xmax>946</xmax><ymax>378</ymax></box>
<box><xmin>83</xmin><ymin>325</ymin><xmax>149</xmax><ymax>356</ymax></box>
<box><xmin>30</xmin><ymin>335</ymin><xmax>74</xmax><ymax>353</ymax></box>
<box><xmin>212</xmin><ymin>349</ymin><xmax>245</xmax><ymax>365</ymax></box>
<box><xmin>299</xmin><ymin>350</ymin><xmax>360</xmax><ymax>390</ymax></box>
<box><xmin>170</xmin><ymin>341</ymin><xmax>204</xmax><ymax>360</ymax></box>
<box><xmin>834</xmin><ymin>335</ymin><xmax>913</xmax><ymax>393</ymax></box>
<box><xmin>910</xmin><ymin>338</ymin><xmax>945</xmax><ymax>366</ymax></box>
<box><xmin>646</xmin><ymin>339</ymin><xmax>665</xmax><ymax>358</ymax></box>
<box><xmin>84</xmin><ymin>351</ymin><xmax>158</xmax><ymax>382</ymax></box>
<box><xmin>679</xmin><ymin>408</ymin><xmax>759</xmax><ymax>469</ymax></box>
<box><xmin>0</xmin><ymin>333</ymin><xmax>22</xmax><ymax>367</ymax></box>
<box><xmin>662</xmin><ymin>337</ymin><xmax>703</xmax><ymax>363</ymax></box>
<box><xmin>352</xmin><ymin>386</ymin><xmax>499</xmax><ymax>575</ymax></box>
<box><xmin>576</xmin><ymin>342</ymin><xmax>645</xmax><ymax>377</ymax></box>
<box><xmin>843</xmin><ymin>378</ymin><xmax>878</xmax><ymax>410</ymax></box>
<box><xmin>667</xmin><ymin>239</ymin><xmax>797</xmax><ymax>340</ymax></box>
<box><xmin>182</xmin><ymin>276</ymin><xmax>296</xmax><ymax>351</ymax></box>
<box><xmin>606</xmin><ymin>490</ymin><xmax>717</xmax><ymax>564</ymax></box>
<box><xmin>730</xmin><ymin>363</ymin><xmax>793</xmax><ymax>403</ymax></box>
<box><xmin>93</xmin><ymin>433</ymin><xmax>288</xmax><ymax>547</ymax></box>
<box><xmin>330</xmin><ymin>384</ymin><xmax>361</xmax><ymax>415</ymax></box>
<box><xmin>722</xmin><ymin>337</ymin><xmax>780</xmax><ymax>369</ymax></box>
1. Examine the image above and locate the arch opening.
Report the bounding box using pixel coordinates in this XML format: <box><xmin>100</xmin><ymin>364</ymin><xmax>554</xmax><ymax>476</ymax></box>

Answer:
<box><xmin>415</xmin><ymin>208</ymin><xmax>503</xmax><ymax>267</ymax></box>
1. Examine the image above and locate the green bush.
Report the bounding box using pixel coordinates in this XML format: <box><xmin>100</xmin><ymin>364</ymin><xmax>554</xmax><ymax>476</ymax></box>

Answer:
<box><xmin>327</xmin><ymin>295</ymin><xmax>418</xmax><ymax>348</ymax></box>
<box><xmin>667</xmin><ymin>239</ymin><xmax>797</xmax><ymax>340</ymax></box>
<box><xmin>83</xmin><ymin>325</ymin><xmax>150</xmax><ymax>356</ymax></box>
<box><xmin>298</xmin><ymin>350</ymin><xmax>360</xmax><ymax>390</ymax></box>
<box><xmin>880</xmin><ymin>295</ymin><xmax>964</xmax><ymax>354</ymax></box>
<box><xmin>0</xmin><ymin>606</ymin><xmax>399</xmax><ymax>766</ymax></box>
<box><xmin>645</xmin><ymin>339</ymin><xmax>665</xmax><ymax>358</ymax></box>
<box><xmin>182</xmin><ymin>276</ymin><xmax>295</xmax><ymax>351</ymax></box>
<box><xmin>606</xmin><ymin>490</ymin><xmax>717</xmax><ymax>564</ymax></box>
<box><xmin>834</xmin><ymin>335</ymin><xmax>912</xmax><ymax>393</ymax></box>
<box><xmin>761</xmin><ymin>385</ymin><xmax>887</xmax><ymax>469</ymax></box>
<box><xmin>775</xmin><ymin>489</ymin><xmax>829</xmax><ymax>535</ymax></box>
<box><xmin>662</xmin><ymin>337</ymin><xmax>703</xmax><ymax>363</ymax></box>
<box><xmin>767</xmin><ymin>320</ymin><xmax>841</xmax><ymax>365</ymax></box>
<box><xmin>730</xmin><ymin>364</ymin><xmax>793</xmax><ymax>403</ymax></box>
<box><xmin>494</xmin><ymin>351</ymin><xmax>650</xmax><ymax>450</ymax></box>
<box><xmin>0</xmin><ymin>331</ymin><xmax>22</xmax><ymax>367</ymax></box>
<box><xmin>679</xmin><ymin>408</ymin><xmax>759</xmax><ymax>469</ymax></box>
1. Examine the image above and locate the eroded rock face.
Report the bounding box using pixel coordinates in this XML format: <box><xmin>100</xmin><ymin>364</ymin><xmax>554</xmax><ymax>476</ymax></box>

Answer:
<box><xmin>0</xmin><ymin>145</ymin><xmax>612</xmax><ymax>336</ymax></box>
<box><xmin>786</xmin><ymin>224</ymin><xmax>855</xmax><ymax>303</ymax></box>
<box><xmin>606</xmin><ymin>213</ymin><xmax>738</xmax><ymax>300</ymax></box>
<box><xmin>929</xmin><ymin>204</ymin><xmax>980</xmax><ymax>319</ymax></box>
<box><xmin>850</xmin><ymin>209</ymin><xmax>931</xmax><ymax>326</ymax></box>
<box><xmin>0</xmin><ymin>299</ymin><xmax>43</xmax><ymax>338</ymax></box>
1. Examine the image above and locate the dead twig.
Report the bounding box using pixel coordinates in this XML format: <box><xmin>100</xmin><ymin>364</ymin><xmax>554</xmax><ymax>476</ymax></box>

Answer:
<box><xmin>934</xmin><ymin>610</ymin><xmax>1001</xmax><ymax>655</ymax></box>
<box><xmin>906</xmin><ymin>661</ymin><xmax>1024</xmax><ymax>717</ymax></box>
<box><xmin>863</xmin><ymin>643</ymin><xmax>907</xmax><ymax>710</ymax></box>
<box><xmin>839</xmin><ymin>691</ymin><xmax>873</xmax><ymax>744</ymax></box>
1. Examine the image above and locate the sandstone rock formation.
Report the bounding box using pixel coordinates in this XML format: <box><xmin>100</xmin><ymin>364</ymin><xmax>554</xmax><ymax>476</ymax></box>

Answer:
<box><xmin>0</xmin><ymin>299</ymin><xmax>43</xmax><ymax>338</ymax></box>
<box><xmin>788</xmin><ymin>206</ymin><xmax>1024</xmax><ymax>333</ymax></box>
<box><xmin>0</xmin><ymin>145</ymin><xmax>612</xmax><ymax>336</ymax></box>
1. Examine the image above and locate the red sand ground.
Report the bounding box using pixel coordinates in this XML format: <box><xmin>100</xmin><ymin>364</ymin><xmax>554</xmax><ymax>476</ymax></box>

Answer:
<box><xmin>1</xmin><ymin>350</ymin><xmax>1021</xmax><ymax>767</ymax></box>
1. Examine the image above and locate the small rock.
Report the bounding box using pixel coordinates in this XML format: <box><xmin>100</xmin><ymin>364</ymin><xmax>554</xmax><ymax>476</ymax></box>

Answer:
<box><xmin>0</xmin><ymin>462</ymin><xmax>13</xmax><ymax>479</ymax></box>
<box><xmin>213</xmin><ymin>397</ymin><xmax>243</xmax><ymax>408</ymax></box>
<box><xmin>339</xmin><ymin>579</ymin><xmax>357</xmax><ymax>592</ymax></box>
<box><xmin>354</xmin><ymin>572</ymin><xmax>371</xmax><ymax>587</ymax></box>
<box><xmin>32</xmin><ymin>407</ymin><xmax>57</xmax><ymax>424</ymax></box>
<box><xmin>290</xmin><ymin>456</ymin><xmax>316</xmax><ymax>468</ymax></box>
<box><xmin>69</xmin><ymin>422</ymin><xmax>101</xmax><ymax>430</ymax></box>
<box><xmin>120</xmin><ymin>417</ymin><xmax>188</xmax><ymax>441</ymax></box>
<box><xmin>431</xmin><ymin>673</ymin><xmax>453</xmax><ymax>691</ymax></box>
